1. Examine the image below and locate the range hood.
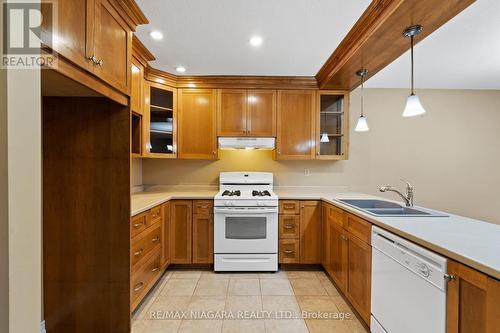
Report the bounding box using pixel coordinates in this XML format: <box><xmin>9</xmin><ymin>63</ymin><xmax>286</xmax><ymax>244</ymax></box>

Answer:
<box><xmin>218</xmin><ymin>137</ymin><xmax>275</xmax><ymax>150</ymax></box>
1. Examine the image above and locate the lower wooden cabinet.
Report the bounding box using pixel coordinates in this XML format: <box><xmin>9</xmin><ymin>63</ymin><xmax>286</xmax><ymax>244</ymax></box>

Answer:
<box><xmin>329</xmin><ymin>222</ymin><xmax>348</xmax><ymax>293</ymax></box>
<box><xmin>161</xmin><ymin>202</ymin><xmax>171</xmax><ymax>268</ymax></box>
<box><xmin>279</xmin><ymin>239</ymin><xmax>300</xmax><ymax>263</ymax></box>
<box><xmin>170</xmin><ymin>200</ymin><xmax>193</xmax><ymax>263</ymax></box>
<box><xmin>299</xmin><ymin>201</ymin><xmax>322</xmax><ymax>264</ymax></box>
<box><xmin>192</xmin><ymin>213</ymin><xmax>214</xmax><ymax>264</ymax></box>
<box><xmin>446</xmin><ymin>260</ymin><xmax>500</xmax><ymax>333</ymax></box>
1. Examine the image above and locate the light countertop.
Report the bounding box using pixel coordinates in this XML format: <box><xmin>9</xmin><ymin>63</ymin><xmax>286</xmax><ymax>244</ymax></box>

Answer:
<box><xmin>131</xmin><ymin>187</ymin><xmax>500</xmax><ymax>279</ymax></box>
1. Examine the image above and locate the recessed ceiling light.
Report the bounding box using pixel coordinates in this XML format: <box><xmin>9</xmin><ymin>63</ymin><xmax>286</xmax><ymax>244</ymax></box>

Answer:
<box><xmin>176</xmin><ymin>66</ymin><xmax>186</xmax><ymax>73</ymax></box>
<box><xmin>249</xmin><ymin>36</ymin><xmax>263</xmax><ymax>47</ymax></box>
<box><xmin>150</xmin><ymin>31</ymin><xmax>163</xmax><ymax>40</ymax></box>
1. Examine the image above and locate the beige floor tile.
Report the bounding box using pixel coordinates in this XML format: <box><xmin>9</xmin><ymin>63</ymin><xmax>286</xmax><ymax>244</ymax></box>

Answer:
<box><xmin>201</xmin><ymin>271</ymin><xmax>236</xmax><ymax>279</ymax></box>
<box><xmin>331</xmin><ymin>296</ymin><xmax>356</xmax><ymax>320</ymax></box>
<box><xmin>348</xmin><ymin>319</ymin><xmax>370</xmax><ymax>333</ymax></box>
<box><xmin>132</xmin><ymin>292</ymin><xmax>158</xmax><ymax>320</ymax></box>
<box><xmin>286</xmin><ymin>271</ymin><xmax>320</xmax><ymax>279</ymax></box>
<box><xmin>318</xmin><ymin>278</ymin><xmax>340</xmax><ymax>296</ymax></box>
<box><xmin>188</xmin><ymin>296</ymin><xmax>226</xmax><ymax>313</ymax></box>
<box><xmin>262</xmin><ymin>296</ymin><xmax>301</xmax><ymax>316</ymax></box>
<box><xmin>264</xmin><ymin>319</ymin><xmax>309</xmax><ymax>333</ymax></box>
<box><xmin>145</xmin><ymin>319</ymin><xmax>182</xmax><ymax>333</ymax></box>
<box><xmin>258</xmin><ymin>270</ymin><xmax>288</xmax><ymax>279</ymax></box>
<box><xmin>228</xmin><ymin>279</ymin><xmax>260</xmax><ymax>296</ymax></box>
<box><xmin>315</xmin><ymin>271</ymin><xmax>329</xmax><ymax>279</ymax></box>
<box><xmin>160</xmin><ymin>278</ymin><xmax>198</xmax><ymax>296</ymax></box>
<box><xmin>296</xmin><ymin>296</ymin><xmax>339</xmax><ymax>313</ymax></box>
<box><xmin>228</xmin><ymin>273</ymin><xmax>261</xmax><ymax>279</ymax></box>
<box><xmin>178</xmin><ymin>319</ymin><xmax>223</xmax><ymax>333</ymax></box>
<box><xmin>171</xmin><ymin>270</ymin><xmax>203</xmax><ymax>279</ymax></box>
<box><xmin>290</xmin><ymin>279</ymin><xmax>328</xmax><ymax>296</ymax></box>
<box><xmin>222</xmin><ymin>319</ymin><xmax>266</xmax><ymax>333</ymax></box>
<box><xmin>306</xmin><ymin>319</ymin><xmax>353</xmax><ymax>333</ymax></box>
<box><xmin>194</xmin><ymin>278</ymin><xmax>229</xmax><ymax>296</ymax></box>
<box><xmin>147</xmin><ymin>296</ymin><xmax>192</xmax><ymax>317</ymax></box>
<box><xmin>131</xmin><ymin>319</ymin><xmax>149</xmax><ymax>333</ymax></box>
<box><xmin>225</xmin><ymin>296</ymin><xmax>262</xmax><ymax>316</ymax></box>
<box><xmin>260</xmin><ymin>279</ymin><xmax>294</xmax><ymax>296</ymax></box>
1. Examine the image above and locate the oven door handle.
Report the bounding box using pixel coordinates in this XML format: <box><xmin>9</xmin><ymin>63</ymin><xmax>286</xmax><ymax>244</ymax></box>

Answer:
<box><xmin>214</xmin><ymin>207</ymin><xmax>277</xmax><ymax>214</ymax></box>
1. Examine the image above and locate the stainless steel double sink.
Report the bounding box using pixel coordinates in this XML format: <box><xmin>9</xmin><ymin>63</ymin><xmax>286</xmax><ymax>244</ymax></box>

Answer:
<box><xmin>338</xmin><ymin>199</ymin><xmax>448</xmax><ymax>217</ymax></box>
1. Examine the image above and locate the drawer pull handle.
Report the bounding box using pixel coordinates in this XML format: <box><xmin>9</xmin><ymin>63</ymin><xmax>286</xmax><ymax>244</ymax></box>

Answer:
<box><xmin>134</xmin><ymin>249</ymin><xmax>143</xmax><ymax>256</ymax></box>
<box><xmin>133</xmin><ymin>282</ymin><xmax>144</xmax><ymax>292</ymax></box>
<box><xmin>284</xmin><ymin>225</ymin><xmax>295</xmax><ymax>229</ymax></box>
<box><xmin>133</xmin><ymin>222</ymin><xmax>144</xmax><ymax>229</ymax></box>
<box><xmin>284</xmin><ymin>250</ymin><xmax>295</xmax><ymax>254</ymax></box>
<box><xmin>152</xmin><ymin>236</ymin><xmax>160</xmax><ymax>243</ymax></box>
<box><xmin>200</xmin><ymin>205</ymin><xmax>208</xmax><ymax>209</ymax></box>
<box><xmin>284</xmin><ymin>204</ymin><xmax>294</xmax><ymax>209</ymax></box>
<box><xmin>151</xmin><ymin>267</ymin><xmax>159</xmax><ymax>273</ymax></box>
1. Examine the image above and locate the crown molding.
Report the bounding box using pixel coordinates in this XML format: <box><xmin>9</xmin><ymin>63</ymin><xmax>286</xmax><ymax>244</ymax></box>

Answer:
<box><xmin>132</xmin><ymin>35</ymin><xmax>156</xmax><ymax>67</ymax></box>
<box><xmin>109</xmin><ymin>0</ymin><xmax>149</xmax><ymax>30</ymax></box>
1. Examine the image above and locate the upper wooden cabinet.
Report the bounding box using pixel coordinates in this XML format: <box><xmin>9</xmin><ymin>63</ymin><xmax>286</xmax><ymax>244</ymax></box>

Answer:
<box><xmin>276</xmin><ymin>90</ymin><xmax>316</xmax><ymax>159</ymax></box>
<box><xmin>178</xmin><ymin>89</ymin><xmax>218</xmax><ymax>159</ymax></box>
<box><xmin>447</xmin><ymin>260</ymin><xmax>500</xmax><ymax>333</ymax></box>
<box><xmin>130</xmin><ymin>57</ymin><xmax>144</xmax><ymax>115</ymax></box>
<box><xmin>217</xmin><ymin>89</ymin><xmax>277</xmax><ymax>137</ymax></box>
<box><xmin>316</xmin><ymin>91</ymin><xmax>349</xmax><ymax>159</ymax></box>
<box><xmin>41</xmin><ymin>0</ymin><xmax>147</xmax><ymax>95</ymax></box>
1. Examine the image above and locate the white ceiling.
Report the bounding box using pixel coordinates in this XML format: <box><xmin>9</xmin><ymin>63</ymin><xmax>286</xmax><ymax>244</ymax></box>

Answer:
<box><xmin>135</xmin><ymin>0</ymin><xmax>370</xmax><ymax>76</ymax></box>
<box><xmin>136</xmin><ymin>0</ymin><xmax>500</xmax><ymax>89</ymax></box>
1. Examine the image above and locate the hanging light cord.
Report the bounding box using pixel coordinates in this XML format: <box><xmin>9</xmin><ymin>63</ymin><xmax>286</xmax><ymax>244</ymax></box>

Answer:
<box><xmin>410</xmin><ymin>35</ymin><xmax>414</xmax><ymax>95</ymax></box>
<box><xmin>360</xmin><ymin>73</ymin><xmax>365</xmax><ymax>117</ymax></box>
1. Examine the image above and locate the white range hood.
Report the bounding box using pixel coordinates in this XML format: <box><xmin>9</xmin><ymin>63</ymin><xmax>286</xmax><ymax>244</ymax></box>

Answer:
<box><xmin>218</xmin><ymin>137</ymin><xmax>275</xmax><ymax>150</ymax></box>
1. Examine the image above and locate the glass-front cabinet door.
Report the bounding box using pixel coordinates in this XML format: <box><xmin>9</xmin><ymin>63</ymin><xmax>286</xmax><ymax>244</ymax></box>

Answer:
<box><xmin>316</xmin><ymin>91</ymin><xmax>349</xmax><ymax>160</ymax></box>
<box><xmin>144</xmin><ymin>82</ymin><xmax>177</xmax><ymax>158</ymax></box>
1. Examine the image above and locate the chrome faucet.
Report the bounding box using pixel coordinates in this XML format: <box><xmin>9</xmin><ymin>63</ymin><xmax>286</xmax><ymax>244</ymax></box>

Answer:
<box><xmin>379</xmin><ymin>180</ymin><xmax>414</xmax><ymax>207</ymax></box>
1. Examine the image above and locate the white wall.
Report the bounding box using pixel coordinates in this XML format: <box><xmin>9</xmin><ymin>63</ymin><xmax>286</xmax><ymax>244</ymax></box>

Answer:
<box><xmin>142</xmin><ymin>89</ymin><xmax>500</xmax><ymax>225</ymax></box>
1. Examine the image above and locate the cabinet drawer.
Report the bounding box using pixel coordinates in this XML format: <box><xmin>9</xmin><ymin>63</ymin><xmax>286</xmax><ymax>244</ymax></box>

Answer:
<box><xmin>131</xmin><ymin>211</ymin><xmax>148</xmax><ymax>238</ymax></box>
<box><xmin>279</xmin><ymin>239</ymin><xmax>300</xmax><ymax>264</ymax></box>
<box><xmin>326</xmin><ymin>204</ymin><xmax>344</xmax><ymax>228</ymax></box>
<box><xmin>279</xmin><ymin>200</ymin><xmax>300</xmax><ymax>215</ymax></box>
<box><xmin>279</xmin><ymin>215</ymin><xmax>300</xmax><ymax>239</ymax></box>
<box><xmin>131</xmin><ymin>250</ymin><xmax>161</xmax><ymax>306</ymax></box>
<box><xmin>131</xmin><ymin>236</ymin><xmax>147</xmax><ymax>267</ymax></box>
<box><xmin>345</xmin><ymin>213</ymin><xmax>371</xmax><ymax>244</ymax></box>
<box><xmin>149</xmin><ymin>205</ymin><xmax>163</xmax><ymax>227</ymax></box>
<box><xmin>193</xmin><ymin>200</ymin><xmax>213</xmax><ymax>215</ymax></box>
<box><xmin>131</xmin><ymin>225</ymin><xmax>161</xmax><ymax>268</ymax></box>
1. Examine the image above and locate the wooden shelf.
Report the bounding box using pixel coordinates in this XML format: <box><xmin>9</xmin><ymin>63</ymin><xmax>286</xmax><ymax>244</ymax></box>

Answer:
<box><xmin>150</xmin><ymin>104</ymin><xmax>173</xmax><ymax>112</ymax></box>
<box><xmin>320</xmin><ymin>111</ymin><xmax>344</xmax><ymax>115</ymax></box>
<box><xmin>150</xmin><ymin>129</ymin><xmax>173</xmax><ymax>135</ymax></box>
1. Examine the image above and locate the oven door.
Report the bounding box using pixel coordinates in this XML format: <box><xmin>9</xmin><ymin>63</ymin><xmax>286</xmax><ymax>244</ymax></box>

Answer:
<box><xmin>214</xmin><ymin>207</ymin><xmax>278</xmax><ymax>254</ymax></box>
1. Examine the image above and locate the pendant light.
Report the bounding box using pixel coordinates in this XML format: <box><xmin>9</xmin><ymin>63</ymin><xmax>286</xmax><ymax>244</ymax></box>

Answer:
<box><xmin>402</xmin><ymin>25</ymin><xmax>426</xmax><ymax>117</ymax></box>
<box><xmin>320</xmin><ymin>106</ymin><xmax>329</xmax><ymax>142</ymax></box>
<box><xmin>354</xmin><ymin>68</ymin><xmax>369</xmax><ymax>132</ymax></box>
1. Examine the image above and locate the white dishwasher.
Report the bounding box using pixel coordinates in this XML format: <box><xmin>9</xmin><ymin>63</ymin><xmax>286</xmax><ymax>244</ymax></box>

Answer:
<box><xmin>371</xmin><ymin>226</ymin><xmax>448</xmax><ymax>333</ymax></box>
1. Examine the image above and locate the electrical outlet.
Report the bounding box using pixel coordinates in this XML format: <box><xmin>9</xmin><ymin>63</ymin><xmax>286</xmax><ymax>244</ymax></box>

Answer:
<box><xmin>304</xmin><ymin>169</ymin><xmax>311</xmax><ymax>176</ymax></box>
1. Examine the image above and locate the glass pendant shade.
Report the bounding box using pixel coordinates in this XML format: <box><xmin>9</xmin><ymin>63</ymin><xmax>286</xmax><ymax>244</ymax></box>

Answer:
<box><xmin>402</xmin><ymin>94</ymin><xmax>426</xmax><ymax>117</ymax></box>
<box><xmin>320</xmin><ymin>133</ymin><xmax>330</xmax><ymax>143</ymax></box>
<box><xmin>354</xmin><ymin>115</ymin><xmax>369</xmax><ymax>132</ymax></box>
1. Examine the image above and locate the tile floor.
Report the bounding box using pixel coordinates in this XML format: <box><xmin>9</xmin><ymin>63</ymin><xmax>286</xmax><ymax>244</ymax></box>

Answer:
<box><xmin>132</xmin><ymin>269</ymin><xmax>369</xmax><ymax>333</ymax></box>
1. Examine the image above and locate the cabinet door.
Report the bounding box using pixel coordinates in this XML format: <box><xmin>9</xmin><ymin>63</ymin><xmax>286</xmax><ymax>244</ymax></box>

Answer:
<box><xmin>161</xmin><ymin>202</ymin><xmax>171</xmax><ymax>268</ymax></box>
<box><xmin>248</xmin><ymin>90</ymin><xmax>276</xmax><ymax>136</ymax></box>
<box><xmin>321</xmin><ymin>204</ymin><xmax>330</xmax><ymax>269</ymax></box>
<box><xmin>347</xmin><ymin>234</ymin><xmax>371</xmax><ymax>324</ymax></box>
<box><xmin>299</xmin><ymin>201</ymin><xmax>322</xmax><ymax>264</ymax></box>
<box><xmin>178</xmin><ymin>89</ymin><xmax>217</xmax><ymax>159</ymax></box>
<box><xmin>93</xmin><ymin>0</ymin><xmax>131</xmax><ymax>94</ymax></box>
<box><xmin>276</xmin><ymin>90</ymin><xmax>316</xmax><ymax>159</ymax></box>
<box><xmin>217</xmin><ymin>89</ymin><xmax>247</xmax><ymax>136</ymax></box>
<box><xmin>170</xmin><ymin>201</ymin><xmax>192</xmax><ymax>264</ymax></box>
<box><xmin>192</xmin><ymin>214</ymin><xmax>213</xmax><ymax>264</ymax></box>
<box><xmin>316</xmin><ymin>91</ymin><xmax>349</xmax><ymax>160</ymax></box>
<box><xmin>130</xmin><ymin>57</ymin><xmax>144</xmax><ymax>115</ymax></box>
<box><xmin>41</xmin><ymin>0</ymin><xmax>93</xmax><ymax>72</ymax></box>
<box><xmin>329</xmin><ymin>223</ymin><xmax>348</xmax><ymax>292</ymax></box>
<box><xmin>447</xmin><ymin>261</ymin><xmax>500</xmax><ymax>333</ymax></box>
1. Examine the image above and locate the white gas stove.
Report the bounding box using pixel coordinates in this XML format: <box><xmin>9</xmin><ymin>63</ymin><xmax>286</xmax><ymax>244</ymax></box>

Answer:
<box><xmin>214</xmin><ymin>172</ymin><xmax>278</xmax><ymax>272</ymax></box>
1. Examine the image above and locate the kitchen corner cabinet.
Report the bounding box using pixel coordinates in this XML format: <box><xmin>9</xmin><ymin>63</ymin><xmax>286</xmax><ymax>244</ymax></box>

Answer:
<box><xmin>42</xmin><ymin>0</ymin><xmax>136</xmax><ymax>95</ymax></box>
<box><xmin>316</xmin><ymin>91</ymin><xmax>349</xmax><ymax>159</ymax></box>
<box><xmin>446</xmin><ymin>260</ymin><xmax>500</xmax><ymax>333</ymax></box>
<box><xmin>276</xmin><ymin>90</ymin><xmax>316</xmax><ymax>160</ymax></box>
<box><xmin>170</xmin><ymin>200</ymin><xmax>193</xmax><ymax>263</ymax></box>
<box><xmin>143</xmin><ymin>82</ymin><xmax>177</xmax><ymax>158</ymax></box>
<box><xmin>217</xmin><ymin>89</ymin><xmax>276</xmax><ymax>137</ymax></box>
<box><xmin>178</xmin><ymin>89</ymin><xmax>218</xmax><ymax>159</ymax></box>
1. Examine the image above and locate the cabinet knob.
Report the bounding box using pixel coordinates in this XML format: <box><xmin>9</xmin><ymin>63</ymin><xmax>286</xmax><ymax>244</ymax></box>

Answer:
<box><xmin>134</xmin><ymin>249</ymin><xmax>144</xmax><ymax>256</ymax></box>
<box><xmin>152</xmin><ymin>236</ymin><xmax>160</xmax><ymax>243</ymax></box>
<box><xmin>132</xmin><ymin>222</ymin><xmax>144</xmax><ymax>229</ymax></box>
<box><xmin>133</xmin><ymin>282</ymin><xmax>144</xmax><ymax>292</ymax></box>
<box><xmin>444</xmin><ymin>274</ymin><xmax>456</xmax><ymax>282</ymax></box>
<box><xmin>341</xmin><ymin>235</ymin><xmax>348</xmax><ymax>241</ymax></box>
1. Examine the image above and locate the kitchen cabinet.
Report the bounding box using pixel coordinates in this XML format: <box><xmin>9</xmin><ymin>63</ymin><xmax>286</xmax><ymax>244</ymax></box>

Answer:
<box><xmin>299</xmin><ymin>201</ymin><xmax>322</xmax><ymax>264</ymax></box>
<box><xmin>178</xmin><ymin>89</ymin><xmax>218</xmax><ymax>159</ymax></box>
<box><xmin>316</xmin><ymin>91</ymin><xmax>349</xmax><ymax>159</ymax></box>
<box><xmin>217</xmin><ymin>89</ymin><xmax>276</xmax><ymax>137</ymax></box>
<box><xmin>446</xmin><ymin>260</ymin><xmax>500</xmax><ymax>333</ymax></box>
<box><xmin>329</xmin><ymin>222</ymin><xmax>348</xmax><ymax>293</ymax></box>
<box><xmin>276</xmin><ymin>90</ymin><xmax>316</xmax><ymax>159</ymax></box>
<box><xmin>170</xmin><ymin>200</ymin><xmax>193</xmax><ymax>263</ymax></box>
<box><xmin>161</xmin><ymin>202</ymin><xmax>171</xmax><ymax>269</ymax></box>
<box><xmin>130</xmin><ymin>57</ymin><xmax>145</xmax><ymax>115</ymax></box>
<box><xmin>192</xmin><ymin>213</ymin><xmax>214</xmax><ymax>264</ymax></box>
<box><xmin>42</xmin><ymin>0</ymin><xmax>141</xmax><ymax>95</ymax></box>
<box><xmin>143</xmin><ymin>82</ymin><xmax>177</xmax><ymax>158</ymax></box>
